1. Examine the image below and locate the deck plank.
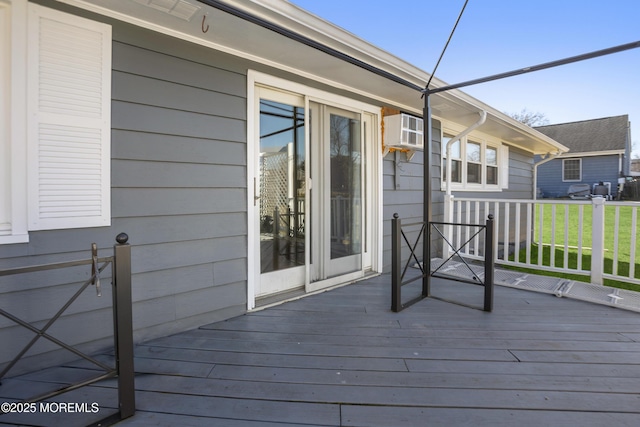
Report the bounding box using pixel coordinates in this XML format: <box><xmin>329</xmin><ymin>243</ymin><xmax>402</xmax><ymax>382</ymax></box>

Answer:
<box><xmin>200</xmin><ymin>320</ymin><xmax>635</xmax><ymax>341</ymax></box>
<box><xmin>112</xmin><ymin>374</ymin><xmax>640</xmax><ymax>413</ymax></box>
<box><xmin>132</xmin><ymin>345</ymin><xmax>411</xmax><ymax>372</ymax></box>
<box><xmin>341</xmin><ymin>406</ymin><xmax>640</xmax><ymax>427</ymax></box>
<box><xmin>145</xmin><ymin>334</ymin><xmax>519</xmax><ymax>361</ymax></box>
<box><xmin>207</xmin><ymin>364</ymin><xmax>640</xmax><ymax>393</ymax></box>
<box><xmin>177</xmin><ymin>328</ymin><xmax>640</xmax><ymax>352</ymax></box>
<box><xmin>117</xmin><ymin>389</ymin><xmax>341</xmax><ymax>426</ymax></box>
<box><xmin>405</xmin><ymin>358</ymin><xmax>640</xmax><ymax>378</ymax></box>
<box><xmin>114</xmin><ymin>411</ymin><xmax>333</xmax><ymax>427</ymax></box>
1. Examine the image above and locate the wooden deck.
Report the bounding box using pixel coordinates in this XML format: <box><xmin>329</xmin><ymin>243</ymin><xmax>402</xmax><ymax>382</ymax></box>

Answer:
<box><xmin>2</xmin><ymin>274</ymin><xmax>640</xmax><ymax>426</ymax></box>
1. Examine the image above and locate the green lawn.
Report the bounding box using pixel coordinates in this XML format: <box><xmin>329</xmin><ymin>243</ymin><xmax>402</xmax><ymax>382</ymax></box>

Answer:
<box><xmin>509</xmin><ymin>203</ymin><xmax>640</xmax><ymax>292</ymax></box>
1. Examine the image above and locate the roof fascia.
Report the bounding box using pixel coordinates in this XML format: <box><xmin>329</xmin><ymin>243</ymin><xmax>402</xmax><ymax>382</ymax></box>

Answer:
<box><xmin>558</xmin><ymin>150</ymin><xmax>625</xmax><ymax>158</ymax></box>
<box><xmin>238</xmin><ymin>0</ymin><xmax>444</xmax><ymax>89</ymax></box>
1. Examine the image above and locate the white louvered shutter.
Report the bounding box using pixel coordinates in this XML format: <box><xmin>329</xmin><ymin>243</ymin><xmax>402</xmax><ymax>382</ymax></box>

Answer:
<box><xmin>27</xmin><ymin>4</ymin><xmax>111</xmax><ymax>230</ymax></box>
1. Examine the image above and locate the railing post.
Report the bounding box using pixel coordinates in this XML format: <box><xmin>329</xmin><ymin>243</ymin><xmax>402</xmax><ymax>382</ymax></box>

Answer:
<box><xmin>443</xmin><ymin>194</ymin><xmax>454</xmax><ymax>259</ymax></box>
<box><xmin>483</xmin><ymin>215</ymin><xmax>494</xmax><ymax>312</ymax></box>
<box><xmin>113</xmin><ymin>233</ymin><xmax>135</xmax><ymax>419</ymax></box>
<box><xmin>423</xmin><ymin>221</ymin><xmax>430</xmax><ymax>298</ymax></box>
<box><xmin>591</xmin><ymin>197</ymin><xmax>606</xmax><ymax>285</ymax></box>
<box><xmin>391</xmin><ymin>213</ymin><xmax>402</xmax><ymax>312</ymax></box>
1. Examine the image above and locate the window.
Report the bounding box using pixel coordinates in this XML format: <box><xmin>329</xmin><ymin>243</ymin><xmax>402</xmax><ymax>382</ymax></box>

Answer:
<box><xmin>466</xmin><ymin>141</ymin><xmax>481</xmax><ymax>184</ymax></box>
<box><xmin>563</xmin><ymin>159</ymin><xmax>582</xmax><ymax>182</ymax></box>
<box><xmin>1</xmin><ymin>2</ymin><xmax>111</xmax><ymax>244</ymax></box>
<box><xmin>440</xmin><ymin>127</ymin><xmax>508</xmax><ymax>191</ymax></box>
<box><xmin>486</xmin><ymin>146</ymin><xmax>498</xmax><ymax>185</ymax></box>
<box><xmin>442</xmin><ymin>134</ymin><xmax>461</xmax><ymax>183</ymax></box>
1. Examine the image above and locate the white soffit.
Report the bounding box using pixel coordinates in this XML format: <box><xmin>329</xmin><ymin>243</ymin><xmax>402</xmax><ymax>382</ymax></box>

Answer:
<box><xmin>131</xmin><ymin>0</ymin><xmax>201</xmax><ymax>21</ymax></box>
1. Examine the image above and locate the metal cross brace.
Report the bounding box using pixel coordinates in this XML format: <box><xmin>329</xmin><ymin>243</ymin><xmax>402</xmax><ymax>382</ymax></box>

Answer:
<box><xmin>0</xmin><ymin>261</ymin><xmax>114</xmax><ymax>380</ymax></box>
<box><xmin>431</xmin><ymin>223</ymin><xmax>485</xmax><ymax>283</ymax></box>
<box><xmin>400</xmin><ymin>223</ymin><xmax>426</xmax><ymax>280</ymax></box>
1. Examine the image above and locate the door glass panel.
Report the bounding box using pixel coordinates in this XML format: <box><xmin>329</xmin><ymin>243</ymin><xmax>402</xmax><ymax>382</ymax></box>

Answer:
<box><xmin>259</xmin><ymin>100</ymin><xmax>305</xmax><ymax>273</ymax></box>
<box><xmin>329</xmin><ymin>113</ymin><xmax>361</xmax><ymax>260</ymax></box>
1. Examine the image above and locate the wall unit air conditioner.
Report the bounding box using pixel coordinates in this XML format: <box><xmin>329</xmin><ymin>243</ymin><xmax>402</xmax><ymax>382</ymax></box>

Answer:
<box><xmin>383</xmin><ymin>113</ymin><xmax>424</xmax><ymax>160</ymax></box>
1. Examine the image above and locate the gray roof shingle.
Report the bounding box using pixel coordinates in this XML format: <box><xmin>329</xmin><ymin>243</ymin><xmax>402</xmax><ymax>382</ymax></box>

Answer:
<box><xmin>534</xmin><ymin>115</ymin><xmax>629</xmax><ymax>154</ymax></box>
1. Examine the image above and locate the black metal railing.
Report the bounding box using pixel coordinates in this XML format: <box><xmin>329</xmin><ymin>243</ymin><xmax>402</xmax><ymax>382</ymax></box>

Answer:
<box><xmin>0</xmin><ymin>233</ymin><xmax>135</xmax><ymax>425</ymax></box>
<box><xmin>391</xmin><ymin>214</ymin><xmax>494</xmax><ymax>312</ymax></box>
<box><xmin>429</xmin><ymin>215</ymin><xmax>494</xmax><ymax>311</ymax></box>
<box><xmin>391</xmin><ymin>214</ymin><xmax>429</xmax><ymax>312</ymax></box>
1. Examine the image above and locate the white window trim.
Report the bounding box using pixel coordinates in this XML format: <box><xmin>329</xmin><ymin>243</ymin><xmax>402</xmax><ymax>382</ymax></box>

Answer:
<box><xmin>485</xmin><ymin>145</ymin><xmax>499</xmax><ymax>186</ymax></box>
<box><xmin>562</xmin><ymin>158</ymin><xmax>582</xmax><ymax>182</ymax></box>
<box><xmin>1</xmin><ymin>1</ymin><xmax>111</xmax><ymax>244</ymax></box>
<box><xmin>440</xmin><ymin>125</ymin><xmax>507</xmax><ymax>192</ymax></box>
<box><xmin>500</xmin><ymin>144</ymin><xmax>509</xmax><ymax>189</ymax></box>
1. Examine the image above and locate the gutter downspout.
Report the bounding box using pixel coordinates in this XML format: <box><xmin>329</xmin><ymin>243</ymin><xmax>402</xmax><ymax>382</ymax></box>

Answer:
<box><xmin>443</xmin><ymin>111</ymin><xmax>486</xmax><ymax>259</ymax></box>
<box><xmin>533</xmin><ymin>151</ymin><xmax>561</xmax><ymax>200</ymax></box>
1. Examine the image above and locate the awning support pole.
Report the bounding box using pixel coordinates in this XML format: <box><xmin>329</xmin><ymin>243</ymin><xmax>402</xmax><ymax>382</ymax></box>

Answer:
<box><xmin>423</xmin><ymin>92</ymin><xmax>432</xmax><ymax>297</ymax></box>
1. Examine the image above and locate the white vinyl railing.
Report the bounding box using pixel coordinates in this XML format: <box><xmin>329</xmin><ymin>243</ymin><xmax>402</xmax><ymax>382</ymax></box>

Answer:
<box><xmin>445</xmin><ymin>195</ymin><xmax>640</xmax><ymax>286</ymax></box>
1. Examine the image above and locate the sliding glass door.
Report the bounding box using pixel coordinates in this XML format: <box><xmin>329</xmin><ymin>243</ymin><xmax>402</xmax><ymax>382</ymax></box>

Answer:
<box><xmin>252</xmin><ymin>85</ymin><xmax>373</xmax><ymax>300</ymax></box>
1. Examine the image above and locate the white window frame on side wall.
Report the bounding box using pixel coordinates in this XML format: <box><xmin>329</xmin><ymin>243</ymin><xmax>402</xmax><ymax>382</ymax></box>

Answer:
<box><xmin>440</xmin><ymin>123</ymin><xmax>508</xmax><ymax>192</ymax></box>
<box><xmin>562</xmin><ymin>158</ymin><xmax>582</xmax><ymax>182</ymax></box>
<box><xmin>0</xmin><ymin>0</ymin><xmax>112</xmax><ymax>245</ymax></box>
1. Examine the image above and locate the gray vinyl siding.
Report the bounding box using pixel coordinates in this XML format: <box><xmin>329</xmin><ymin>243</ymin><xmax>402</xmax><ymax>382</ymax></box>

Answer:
<box><xmin>108</xmin><ymin>28</ymin><xmax>249</xmax><ymax>339</ymax></box>
<box><xmin>382</xmin><ymin>120</ymin><xmax>443</xmax><ymax>272</ymax></box>
<box><xmin>537</xmin><ymin>155</ymin><xmax>621</xmax><ymax>198</ymax></box>
<box><xmin>0</xmin><ymin>20</ymin><xmax>249</xmax><ymax>374</ymax></box>
<box><xmin>536</xmin><ymin>158</ymin><xmax>565</xmax><ymax>199</ymax></box>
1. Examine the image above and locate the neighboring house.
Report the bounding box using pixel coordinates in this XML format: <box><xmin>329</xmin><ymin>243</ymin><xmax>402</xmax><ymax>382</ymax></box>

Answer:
<box><xmin>631</xmin><ymin>158</ymin><xmax>640</xmax><ymax>176</ymax></box>
<box><xmin>0</xmin><ymin>0</ymin><xmax>565</xmax><ymax>373</ymax></box>
<box><xmin>534</xmin><ymin>115</ymin><xmax>632</xmax><ymax>198</ymax></box>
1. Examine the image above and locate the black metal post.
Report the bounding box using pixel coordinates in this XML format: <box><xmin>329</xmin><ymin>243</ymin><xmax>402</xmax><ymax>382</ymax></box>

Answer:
<box><xmin>483</xmin><ymin>215</ymin><xmax>495</xmax><ymax>312</ymax></box>
<box><xmin>391</xmin><ymin>213</ymin><xmax>402</xmax><ymax>312</ymax></box>
<box><xmin>286</xmin><ymin>206</ymin><xmax>292</xmax><ymax>260</ymax></box>
<box><xmin>423</xmin><ymin>93</ymin><xmax>432</xmax><ymax>297</ymax></box>
<box><xmin>293</xmin><ymin>106</ymin><xmax>300</xmax><ymax>266</ymax></box>
<box><xmin>273</xmin><ymin>206</ymin><xmax>280</xmax><ymax>270</ymax></box>
<box><xmin>113</xmin><ymin>233</ymin><xmax>135</xmax><ymax>419</ymax></box>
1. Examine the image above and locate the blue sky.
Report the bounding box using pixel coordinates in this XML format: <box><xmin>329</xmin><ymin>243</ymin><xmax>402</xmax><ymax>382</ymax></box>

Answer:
<box><xmin>290</xmin><ymin>0</ymin><xmax>640</xmax><ymax>156</ymax></box>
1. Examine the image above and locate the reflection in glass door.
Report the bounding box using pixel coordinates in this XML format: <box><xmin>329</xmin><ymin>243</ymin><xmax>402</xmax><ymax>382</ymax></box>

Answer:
<box><xmin>329</xmin><ymin>113</ymin><xmax>361</xmax><ymax>261</ymax></box>
<box><xmin>256</xmin><ymin>93</ymin><xmax>306</xmax><ymax>297</ymax></box>
<box><xmin>260</xmin><ymin>100</ymin><xmax>305</xmax><ymax>273</ymax></box>
<box><xmin>314</xmin><ymin>106</ymin><xmax>363</xmax><ymax>279</ymax></box>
